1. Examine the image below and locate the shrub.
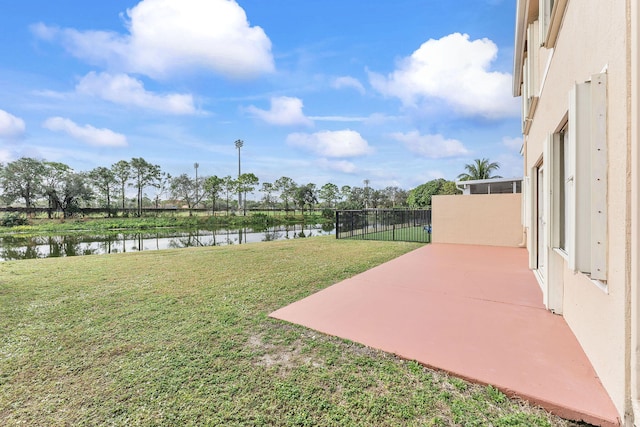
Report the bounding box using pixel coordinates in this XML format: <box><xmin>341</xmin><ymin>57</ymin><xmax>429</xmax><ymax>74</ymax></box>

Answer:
<box><xmin>1</xmin><ymin>213</ymin><xmax>29</xmax><ymax>227</ymax></box>
<box><xmin>321</xmin><ymin>208</ymin><xmax>335</xmax><ymax>220</ymax></box>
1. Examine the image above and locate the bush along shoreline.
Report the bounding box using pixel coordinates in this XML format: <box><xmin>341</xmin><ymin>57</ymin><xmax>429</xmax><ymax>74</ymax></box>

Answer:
<box><xmin>0</xmin><ymin>210</ymin><xmax>335</xmax><ymax>235</ymax></box>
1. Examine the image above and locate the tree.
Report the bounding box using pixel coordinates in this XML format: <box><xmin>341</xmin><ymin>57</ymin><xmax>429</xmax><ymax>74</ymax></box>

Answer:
<box><xmin>111</xmin><ymin>160</ymin><xmax>131</xmax><ymax>213</ymax></box>
<box><xmin>236</xmin><ymin>172</ymin><xmax>259</xmax><ymax>215</ymax></box>
<box><xmin>222</xmin><ymin>175</ymin><xmax>236</xmax><ymax>215</ymax></box>
<box><xmin>339</xmin><ymin>185</ymin><xmax>351</xmax><ymax>207</ymax></box>
<box><xmin>457</xmin><ymin>158</ymin><xmax>501</xmax><ymax>181</ymax></box>
<box><xmin>42</xmin><ymin>162</ymin><xmax>73</xmax><ymax>218</ymax></box>
<box><xmin>383</xmin><ymin>186</ymin><xmax>408</xmax><ymax>207</ymax></box>
<box><xmin>319</xmin><ymin>183</ymin><xmax>339</xmax><ymax>208</ymax></box>
<box><xmin>88</xmin><ymin>166</ymin><xmax>117</xmax><ymax>216</ymax></box>
<box><xmin>440</xmin><ymin>180</ymin><xmax>462</xmax><ymax>195</ymax></box>
<box><xmin>407</xmin><ymin>179</ymin><xmax>459</xmax><ymax>208</ymax></box>
<box><xmin>170</xmin><ymin>174</ymin><xmax>197</xmax><ymax>214</ymax></box>
<box><xmin>0</xmin><ymin>157</ymin><xmax>46</xmax><ymax>214</ymax></box>
<box><xmin>344</xmin><ymin>186</ymin><xmax>365</xmax><ymax>209</ymax></box>
<box><xmin>369</xmin><ymin>189</ymin><xmax>384</xmax><ymax>208</ymax></box>
<box><xmin>129</xmin><ymin>157</ymin><xmax>161</xmax><ymax>217</ymax></box>
<box><xmin>203</xmin><ymin>175</ymin><xmax>223</xmax><ymax>215</ymax></box>
<box><xmin>152</xmin><ymin>172</ymin><xmax>171</xmax><ymax>209</ymax></box>
<box><xmin>274</xmin><ymin>176</ymin><xmax>297</xmax><ymax>212</ymax></box>
<box><xmin>260</xmin><ymin>182</ymin><xmax>275</xmax><ymax>209</ymax></box>
<box><xmin>50</xmin><ymin>172</ymin><xmax>94</xmax><ymax>217</ymax></box>
<box><xmin>295</xmin><ymin>183</ymin><xmax>318</xmax><ymax>215</ymax></box>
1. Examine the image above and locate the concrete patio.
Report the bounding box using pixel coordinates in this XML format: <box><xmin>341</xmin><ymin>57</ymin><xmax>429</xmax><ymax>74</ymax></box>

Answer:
<box><xmin>270</xmin><ymin>243</ymin><xmax>619</xmax><ymax>426</ymax></box>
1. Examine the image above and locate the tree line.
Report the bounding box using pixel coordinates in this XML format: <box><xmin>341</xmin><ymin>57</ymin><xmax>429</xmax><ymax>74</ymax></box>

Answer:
<box><xmin>0</xmin><ymin>156</ymin><xmax>501</xmax><ymax>218</ymax></box>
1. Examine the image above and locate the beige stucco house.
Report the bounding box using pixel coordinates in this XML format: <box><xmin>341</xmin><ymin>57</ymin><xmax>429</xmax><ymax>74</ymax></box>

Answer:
<box><xmin>513</xmin><ymin>0</ymin><xmax>640</xmax><ymax>424</ymax></box>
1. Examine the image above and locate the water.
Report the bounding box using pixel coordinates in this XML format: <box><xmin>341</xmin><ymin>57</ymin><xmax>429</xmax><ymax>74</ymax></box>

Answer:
<box><xmin>0</xmin><ymin>224</ymin><xmax>335</xmax><ymax>261</ymax></box>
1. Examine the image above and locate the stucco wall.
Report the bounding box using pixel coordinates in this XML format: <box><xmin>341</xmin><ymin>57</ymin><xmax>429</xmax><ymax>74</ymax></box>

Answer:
<box><xmin>432</xmin><ymin>194</ymin><xmax>523</xmax><ymax>247</ymax></box>
<box><xmin>521</xmin><ymin>0</ymin><xmax>628</xmax><ymax>416</ymax></box>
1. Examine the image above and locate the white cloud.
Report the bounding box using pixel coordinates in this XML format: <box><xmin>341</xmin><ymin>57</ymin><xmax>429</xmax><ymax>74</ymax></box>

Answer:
<box><xmin>287</xmin><ymin>130</ymin><xmax>372</xmax><ymax>158</ymax></box>
<box><xmin>0</xmin><ymin>148</ymin><xmax>12</xmax><ymax>163</ymax></box>
<box><xmin>43</xmin><ymin>117</ymin><xmax>128</xmax><ymax>147</ymax></box>
<box><xmin>76</xmin><ymin>72</ymin><xmax>197</xmax><ymax>114</ymax></box>
<box><xmin>317</xmin><ymin>158</ymin><xmax>357</xmax><ymax>173</ymax></box>
<box><xmin>308</xmin><ymin>115</ymin><xmax>368</xmax><ymax>122</ymax></box>
<box><xmin>369</xmin><ymin>33</ymin><xmax>519</xmax><ymax>119</ymax></box>
<box><xmin>246</xmin><ymin>96</ymin><xmax>313</xmax><ymax>126</ymax></box>
<box><xmin>308</xmin><ymin>113</ymin><xmax>399</xmax><ymax>123</ymax></box>
<box><xmin>0</xmin><ymin>109</ymin><xmax>26</xmax><ymax>138</ymax></box>
<box><xmin>390</xmin><ymin>131</ymin><xmax>469</xmax><ymax>158</ymax></box>
<box><xmin>32</xmin><ymin>0</ymin><xmax>274</xmax><ymax>80</ymax></box>
<box><xmin>332</xmin><ymin>76</ymin><xmax>365</xmax><ymax>94</ymax></box>
<box><xmin>502</xmin><ymin>136</ymin><xmax>523</xmax><ymax>151</ymax></box>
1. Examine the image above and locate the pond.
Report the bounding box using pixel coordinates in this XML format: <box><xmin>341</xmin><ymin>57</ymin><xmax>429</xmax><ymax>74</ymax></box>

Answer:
<box><xmin>0</xmin><ymin>223</ymin><xmax>335</xmax><ymax>261</ymax></box>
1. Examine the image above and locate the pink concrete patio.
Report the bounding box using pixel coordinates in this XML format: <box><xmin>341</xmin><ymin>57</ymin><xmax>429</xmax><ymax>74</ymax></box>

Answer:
<box><xmin>270</xmin><ymin>243</ymin><xmax>619</xmax><ymax>426</ymax></box>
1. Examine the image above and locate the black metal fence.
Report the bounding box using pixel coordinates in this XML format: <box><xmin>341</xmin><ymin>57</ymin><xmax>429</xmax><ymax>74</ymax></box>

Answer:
<box><xmin>335</xmin><ymin>209</ymin><xmax>431</xmax><ymax>243</ymax></box>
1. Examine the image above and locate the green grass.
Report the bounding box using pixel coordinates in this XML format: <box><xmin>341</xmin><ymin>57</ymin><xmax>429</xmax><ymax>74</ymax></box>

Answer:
<box><xmin>1</xmin><ymin>237</ymin><xmax>577</xmax><ymax>426</ymax></box>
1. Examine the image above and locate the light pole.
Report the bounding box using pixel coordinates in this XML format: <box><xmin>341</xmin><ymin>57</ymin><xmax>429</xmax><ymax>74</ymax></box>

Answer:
<box><xmin>364</xmin><ymin>179</ymin><xmax>370</xmax><ymax>209</ymax></box>
<box><xmin>235</xmin><ymin>139</ymin><xmax>243</xmax><ymax>211</ymax></box>
<box><xmin>194</xmin><ymin>162</ymin><xmax>199</xmax><ymax>210</ymax></box>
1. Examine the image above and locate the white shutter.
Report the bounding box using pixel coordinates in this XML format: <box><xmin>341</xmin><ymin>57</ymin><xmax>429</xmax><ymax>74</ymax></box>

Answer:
<box><xmin>526</xmin><ymin>22</ymin><xmax>540</xmax><ymax>98</ymax></box>
<box><xmin>539</xmin><ymin>0</ymin><xmax>551</xmax><ymax>46</ymax></box>
<box><xmin>590</xmin><ymin>73</ymin><xmax>608</xmax><ymax>281</ymax></box>
<box><xmin>568</xmin><ymin>73</ymin><xmax>608</xmax><ymax>280</ymax></box>
<box><xmin>568</xmin><ymin>80</ymin><xmax>592</xmax><ymax>274</ymax></box>
<box><xmin>522</xmin><ymin>21</ymin><xmax>540</xmax><ymax>135</ymax></box>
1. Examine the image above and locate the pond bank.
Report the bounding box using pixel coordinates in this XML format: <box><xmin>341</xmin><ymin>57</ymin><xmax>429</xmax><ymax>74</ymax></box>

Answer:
<box><xmin>0</xmin><ymin>223</ymin><xmax>334</xmax><ymax>261</ymax></box>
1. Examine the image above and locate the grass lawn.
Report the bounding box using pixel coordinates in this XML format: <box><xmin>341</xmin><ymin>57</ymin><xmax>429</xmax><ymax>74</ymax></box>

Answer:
<box><xmin>1</xmin><ymin>237</ymin><xmax>577</xmax><ymax>426</ymax></box>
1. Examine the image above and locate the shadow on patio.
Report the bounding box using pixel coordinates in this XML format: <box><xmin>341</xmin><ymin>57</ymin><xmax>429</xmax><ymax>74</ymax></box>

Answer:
<box><xmin>270</xmin><ymin>244</ymin><xmax>619</xmax><ymax>426</ymax></box>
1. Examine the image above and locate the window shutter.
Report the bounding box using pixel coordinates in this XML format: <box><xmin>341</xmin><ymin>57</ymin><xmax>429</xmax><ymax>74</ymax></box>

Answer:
<box><xmin>523</xmin><ymin>22</ymin><xmax>540</xmax><ymax>135</ymax></box>
<box><xmin>569</xmin><ymin>81</ymin><xmax>592</xmax><ymax>274</ymax></box>
<box><xmin>568</xmin><ymin>73</ymin><xmax>607</xmax><ymax>280</ymax></box>
<box><xmin>590</xmin><ymin>73</ymin><xmax>608</xmax><ymax>281</ymax></box>
<box><xmin>539</xmin><ymin>0</ymin><xmax>551</xmax><ymax>45</ymax></box>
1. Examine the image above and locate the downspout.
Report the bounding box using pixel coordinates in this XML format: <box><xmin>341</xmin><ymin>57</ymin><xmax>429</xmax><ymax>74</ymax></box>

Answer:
<box><xmin>518</xmin><ymin>227</ymin><xmax>527</xmax><ymax>248</ymax></box>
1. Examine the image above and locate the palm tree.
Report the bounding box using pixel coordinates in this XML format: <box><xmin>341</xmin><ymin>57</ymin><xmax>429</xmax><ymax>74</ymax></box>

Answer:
<box><xmin>457</xmin><ymin>158</ymin><xmax>501</xmax><ymax>181</ymax></box>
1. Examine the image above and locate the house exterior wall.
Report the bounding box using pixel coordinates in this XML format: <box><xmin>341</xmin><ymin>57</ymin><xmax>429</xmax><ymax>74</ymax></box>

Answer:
<box><xmin>631</xmin><ymin>0</ymin><xmax>640</xmax><ymax>419</ymax></box>
<box><xmin>432</xmin><ymin>194</ymin><xmax>523</xmax><ymax>247</ymax></box>
<box><xmin>516</xmin><ymin>0</ymin><xmax>630</xmax><ymax>420</ymax></box>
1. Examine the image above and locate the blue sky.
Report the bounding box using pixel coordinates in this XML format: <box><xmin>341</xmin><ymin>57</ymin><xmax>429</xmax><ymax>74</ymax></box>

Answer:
<box><xmin>0</xmin><ymin>0</ymin><xmax>523</xmax><ymax>191</ymax></box>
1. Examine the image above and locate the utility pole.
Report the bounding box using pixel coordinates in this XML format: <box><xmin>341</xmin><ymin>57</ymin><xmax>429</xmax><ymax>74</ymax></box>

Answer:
<box><xmin>235</xmin><ymin>139</ymin><xmax>243</xmax><ymax>212</ymax></box>
<box><xmin>364</xmin><ymin>179</ymin><xmax>370</xmax><ymax>209</ymax></box>
<box><xmin>194</xmin><ymin>162</ymin><xmax>199</xmax><ymax>209</ymax></box>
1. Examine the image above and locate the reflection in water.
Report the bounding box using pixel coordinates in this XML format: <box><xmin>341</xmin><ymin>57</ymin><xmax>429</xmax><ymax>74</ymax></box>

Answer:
<box><xmin>0</xmin><ymin>224</ymin><xmax>334</xmax><ymax>261</ymax></box>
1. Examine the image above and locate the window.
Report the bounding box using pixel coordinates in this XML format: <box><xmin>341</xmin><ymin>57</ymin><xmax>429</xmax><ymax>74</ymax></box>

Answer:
<box><xmin>539</xmin><ymin>0</ymin><xmax>568</xmax><ymax>48</ymax></box>
<box><xmin>550</xmin><ymin>124</ymin><xmax>570</xmax><ymax>253</ymax></box>
<box><xmin>559</xmin><ymin>128</ymin><xmax>569</xmax><ymax>251</ymax></box>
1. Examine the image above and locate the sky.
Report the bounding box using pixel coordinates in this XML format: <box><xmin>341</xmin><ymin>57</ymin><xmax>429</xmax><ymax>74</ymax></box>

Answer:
<box><xmin>0</xmin><ymin>0</ymin><xmax>523</xmax><ymax>191</ymax></box>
